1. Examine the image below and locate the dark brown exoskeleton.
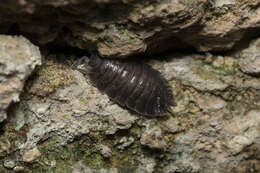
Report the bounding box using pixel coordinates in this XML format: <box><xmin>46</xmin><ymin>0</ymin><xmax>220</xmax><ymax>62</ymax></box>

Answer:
<box><xmin>73</xmin><ymin>54</ymin><xmax>176</xmax><ymax>116</ymax></box>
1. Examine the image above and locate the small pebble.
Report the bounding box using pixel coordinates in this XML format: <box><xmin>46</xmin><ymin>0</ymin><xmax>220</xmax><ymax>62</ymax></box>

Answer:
<box><xmin>14</xmin><ymin>166</ymin><xmax>25</xmax><ymax>172</ymax></box>
<box><xmin>3</xmin><ymin>160</ymin><xmax>15</xmax><ymax>169</ymax></box>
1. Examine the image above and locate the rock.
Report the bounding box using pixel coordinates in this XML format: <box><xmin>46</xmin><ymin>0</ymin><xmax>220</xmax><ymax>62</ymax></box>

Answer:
<box><xmin>111</xmin><ymin>109</ymin><xmax>137</xmax><ymax>130</ymax></box>
<box><xmin>239</xmin><ymin>38</ymin><xmax>260</xmax><ymax>75</ymax></box>
<box><xmin>22</xmin><ymin>147</ymin><xmax>41</xmax><ymax>162</ymax></box>
<box><xmin>136</xmin><ymin>156</ymin><xmax>156</xmax><ymax>173</ymax></box>
<box><xmin>140</xmin><ymin>126</ymin><xmax>167</xmax><ymax>150</ymax></box>
<box><xmin>99</xmin><ymin>168</ymin><xmax>107</xmax><ymax>173</ymax></box>
<box><xmin>162</xmin><ymin>117</ymin><xmax>183</xmax><ymax>133</ymax></box>
<box><xmin>0</xmin><ymin>137</ymin><xmax>11</xmax><ymax>155</ymax></box>
<box><xmin>228</xmin><ymin>135</ymin><xmax>253</xmax><ymax>155</ymax></box>
<box><xmin>13</xmin><ymin>166</ymin><xmax>25</xmax><ymax>172</ymax></box>
<box><xmin>0</xmin><ymin>35</ymin><xmax>41</xmax><ymax>122</ymax></box>
<box><xmin>108</xmin><ymin>168</ymin><xmax>118</xmax><ymax>173</ymax></box>
<box><xmin>1</xmin><ymin>48</ymin><xmax>259</xmax><ymax>173</ymax></box>
<box><xmin>72</xmin><ymin>161</ymin><xmax>93</xmax><ymax>173</ymax></box>
<box><xmin>163</xmin><ymin>56</ymin><xmax>229</xmax><ymax>91</ymax></box>
<box><xmin>1</xmin><ymin>1</ymin><xmax>260</xmax><ymax>56</ymax></box>
<box><xmin>116</xmin><ymin>136</ymin><xmax>135</xmax><ymax>151</ymax></box>
<box><xmin>165</xmin><ymin>110</ymin><xmax>260</xmax><ymax>173</ymax></box>
<box><xmin>212</xmin><ymin>56</ymin><xmax>225</xmax><ymax>68</ymax></box>
<box><xmin>214</xmin><ymin>0</ymin><xmax>236</xmax><ymax>7</ymax></box>
<box><xmin>192</xmin><ymin>94</ymin><xmax>227</xmax><ymax>113</ymax></box>
<box><xmin>3</xmin><ymin>160</ymin><xmax>15</xmax><ymax>169</ymax></box>
<box><xmin>98</xmin><ymin>144</ymin><xmax>112</xmax><ymax>158</ymax></box>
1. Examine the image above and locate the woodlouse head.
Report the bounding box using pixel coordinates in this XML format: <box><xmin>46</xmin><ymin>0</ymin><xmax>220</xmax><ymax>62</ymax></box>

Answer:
<box><xmin>72</xmin><ymin>56</ymin><xmax>90</xmax><ymax>75</ymax></box>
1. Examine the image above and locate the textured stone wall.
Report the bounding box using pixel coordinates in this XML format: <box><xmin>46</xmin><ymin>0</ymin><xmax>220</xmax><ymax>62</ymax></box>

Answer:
<box><xmin>1</xmin><ymin>0</ymin><xmax>260</xmax><ymax>57</ymax></box>
<box><xmin>0</xmin><ymin>1</ymin><xmax>259</xmax><ymax>173</ymax></box>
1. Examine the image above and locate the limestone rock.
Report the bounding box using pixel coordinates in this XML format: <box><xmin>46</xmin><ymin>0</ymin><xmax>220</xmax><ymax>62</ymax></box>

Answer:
<box><xmin>239</xmin><ymin>38</ymin><xmax>260</xmax><ymax>75</ymax></box>
<box><xmin>136</xmin><ymin>156</ymin><xmax>156</xmax><ymax>173</ymax></box>
<box><xmin>165</xmin><ymin>110</ymin><xmax>260</xmax><ymax>173</ymax></box>
<box><xmin>163</xmin><ymin>56</ymin><xmax>229</xmax><ymax>91</ymax></box>
<box><xmin>0</xmin><ymin>35</ymin><xmax>41</xmax><ymax>123</ymax></box>
<box><xmin>3</xmin><ymin>160</ymin><xmax>15</xmax><ymax>169</ymax></box>
<box><xmin>22</xmin><ymin>147</ymin><xmax>41</xmax><ymax>162</ymax></box>
<box><xmin>1</xmin><ymin>1</ymin><xmax>260</xmax><ymax>56</ymax></box>
<box><xmin>98</xmin><ymin>144</ymin><xmax>112</xmax><ymax>158</ymax></box>
<box><xmin>140</xmin><ymin>126</ymin><xmax>167</xmax><ymax>150</ymax></box>
<box><xmin>72</xmin><ymin>161</ymin><xmax>93</xmax><ymax>173</ymax></box>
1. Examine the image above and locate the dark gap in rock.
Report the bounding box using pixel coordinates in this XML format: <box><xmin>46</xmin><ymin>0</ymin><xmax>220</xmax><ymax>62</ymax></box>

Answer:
<box><xmin>7</xmin><ymin>23</ymin><xmax>21</xmax><ymax>35</ymax></box>
<box><xmin>144</xmin><ymin>35</ymin><xmax>197</xmax><ymax>57</ymax></box>
<box><xmin>0</xmin><ymin>122</ymin><xmax>5</xmax><ymax>135</ymax></box>
<box><xmin>43</xmin><ymin>45</ymin><xmax>89</xmax><ymax>58</ymax></box>
<box><xmin>6</xmin><ymin>102</ymin><xmax>21</xmax><ymax>125</ymax></box>
<box><xmin>210</xmin><ymin>29</ymin><xmax>260</xmax><ymax>56</ymax></box>
<box><xmin>105</xmin><ymin>129</ymin><xmax>131</xmax><ymax>141</ymax></box>
<box><xmin>141</xmin><ymin>145</ymin><xmax>165</xmax><ymax>155</ymax></box>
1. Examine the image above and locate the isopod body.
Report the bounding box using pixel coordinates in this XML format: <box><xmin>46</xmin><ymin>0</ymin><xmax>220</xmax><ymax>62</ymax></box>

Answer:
<box><xmin>74</xmin><ymin>54</ymin><xmax>175</xmax><ymax>116</ymax></box>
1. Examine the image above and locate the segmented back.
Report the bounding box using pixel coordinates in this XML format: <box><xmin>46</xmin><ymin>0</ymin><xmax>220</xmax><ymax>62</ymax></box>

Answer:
<box><xmin>74</xmin><ymin>54</ymin><xmax>175</xmax><ymax>116</ymax></box>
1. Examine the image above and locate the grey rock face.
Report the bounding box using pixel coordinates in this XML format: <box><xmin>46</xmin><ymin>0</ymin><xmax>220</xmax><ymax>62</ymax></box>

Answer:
<box><xmin>116</xmin><ymin>136</ymin><xmax>135</xmax><ymax>151</ymax></box>
<box><xmin>3</xmin><ymin>160</ymin><xmax>15</xmax><ymax>169</ymax></box>
<box><xmin>72</xmin><ymin>161</ymin><xmax>94</xmax><ymax>173</ymax></box>
<box><xmin>98</xmin><ymin>144</ymin><xmax>112</xmax><ymax>158</ymax></box>
<box><xmin>22</xmin><ymin>147</ymin><xmax>41</xmax><ymax>162</ymax></box>
<box><xmin>0</xmin><ymin>34</ymin><xmax>259</xmax><ymax>172</ymax></box>
<box><xmin>136</xmin><ymin>156</ymin><xmax>156</xmax><ymax>173</ymax></box>
<box><xmin>140</xmin><ymin>126</ymin><xmax>167</xmax><ymax>150</ymax></box>
<box><xmin>239</xmin><ymin>38</ymin><xmax>260</xmax><ymax>75</ymax></box>
<box><xmin>166</xmin><ymin>110</ymin><xmax>260</xmax><ymax>173</ymax></box>
<box><xmin>0</xmin><ymin>35</ymin><xmax>41</xmax><ymax>123</ymax></box>
<box><xmin>163</xmin><ymin>56</ymin><xmax>229</xmax><ymax>91</ymax></box>
<box><xmin>1</xmin><ymin>1</ymin><xmax>260</xmax><ymax>57</ymax></box>
<box><xmin>11</xmin><ymin>70</ymin><xmax>138</xmax><ymax>157</ymax></box>
<box><xmin>2</xmin><ymin>49</ymin><xmax>259</xmax><ymax>172</ymax></box>
<box><xmin>214</xmin><ymin>0</ymin><xmax>236</xmax><ymax>7</ymax></box>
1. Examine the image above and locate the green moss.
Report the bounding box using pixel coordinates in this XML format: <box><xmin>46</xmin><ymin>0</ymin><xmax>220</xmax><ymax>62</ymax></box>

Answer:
<box><xmin>102</xmin><ymin>29</ymin><xmax>114</xmax><ymax>43</ymax></box>
<box><xmin>31</xmin><ymin>134</ymin><xmax>112</xmax><ymax>172</ymax></box>
<box><xmin>78</xmin><ymin>97</ymin><xmax>85</xmax><ymax>103</ymax></box>
<box><xmin>197</xmin><ymin>66</ymin><xmax>218</xmax><ymax>80</ymax></box>
<box><xmin>0</xmin><ymin>165</ymin><xmax>8</xmax><ymax>173</ymax></box>
<box><xmin>118</xmin><ymin>28</ymin><xmax>137</xmax><ymax>45</ymax></box>
<box><xmin>110</xmin><ymin>150</ymin><xmax>138</xmax><ymax>173</ymax></box>
<box><xmin>84</xmin><ymin>153</ymin><xmax>105</xmax><ymax>169</ymax></box>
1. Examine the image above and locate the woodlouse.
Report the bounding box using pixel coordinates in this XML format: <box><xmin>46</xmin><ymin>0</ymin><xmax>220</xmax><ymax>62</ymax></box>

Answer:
<box><xmin>73</xmin><ymin>54</ymin><xmax>175</xmax><ymax>116</ymax></box>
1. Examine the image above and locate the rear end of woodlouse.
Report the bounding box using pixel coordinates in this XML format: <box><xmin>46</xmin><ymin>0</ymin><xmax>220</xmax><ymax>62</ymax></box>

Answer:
<box><xmin>73</xmin><ymin>54</ymin><xmax>175</xmax><ymax>116</ymax></box>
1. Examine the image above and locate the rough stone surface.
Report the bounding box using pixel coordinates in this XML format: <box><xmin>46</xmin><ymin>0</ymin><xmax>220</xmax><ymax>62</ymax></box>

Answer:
<box><xmin>214</xmin><ymin>0</ymin><xmax>236</xmax><ymax>7</ymax></box>
<box><xmin>165</xmin><ymin>110</ymin><xmax>260</xmax><ymax>173</ymax></box>
<box><xmin>163</xmin><ymin>55</ymin><xmax>229</xmax><ymax>91</ymax></box>
<box><xmin>1</xmin><ymin>1</ymin><xmax>260</xmax><ymax>57</ymax></box>
<box><xmin>13</xmin><ymin>166</ymin><xmax>25</xmax><ymax>172</ymax></box>
<box><xmin>140</xmin><ymin>126</ymin><xmax>167</xmax><ymax>150</ymax></box>
<box><xmin>136</xmin><ymin>156</ymin><xmax>156</xmax><ymax>173</ymax></box>
<box><xmin>238</xmin><ymin>37</ymin><xmax>260</xmax><ymax>75</ymax></box>
<box><xmin>22</xmin><ymin>147</ymin><xmax>41</xmax><ymax>162</ymax></box>
<box><xmin>0</xmin><ymin>48</ymin><xmax>259</xmax><ymax>172</ymax></box>
<box><xmin>72</xmin><ymin>161</ymin><xmax>93</xmax><ymax>173</ymax></box>
<box><xmin>98</xmin><ymin>144</ymin><xmax>112</xmax><ymax>158</ymax></box>
<box><xmin>0</xmin><ymin>35</ymin><xmax>41</xmax><ymax>122</ymax></box>
<box><xmin>161</xmin><ymin>117</ymin><xmax>183</xmax><ymax>134</ymax></box>
<box><xmin>0</xmin><ymin>2</ymin><xmax>260</xmax><ymax>173</ymax></box>
<box><xmin>116</xmin><ymin>136</ymin><xmax>135</xmax><ymax>151</ymax></box>
<box><xmin>3</xmin><ymin>160</ymin><xmax>15</xmax><ymax>169</ymax></box>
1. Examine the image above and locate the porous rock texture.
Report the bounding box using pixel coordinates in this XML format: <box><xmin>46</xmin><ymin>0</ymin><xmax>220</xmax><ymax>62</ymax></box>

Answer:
<box><xmin>0</xmin><ymin>0</ymin><xmax>260</xmax><ymax>173</ymax></box>
<box><xmin>1</xmin><ymin>0</ymin><xmax>260</xmax><ymax>57</ymax></box>
<box><xmin>0</xmin><ymin>35</ymin><xmax>41</xmax><ymax>123</ymax></box>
